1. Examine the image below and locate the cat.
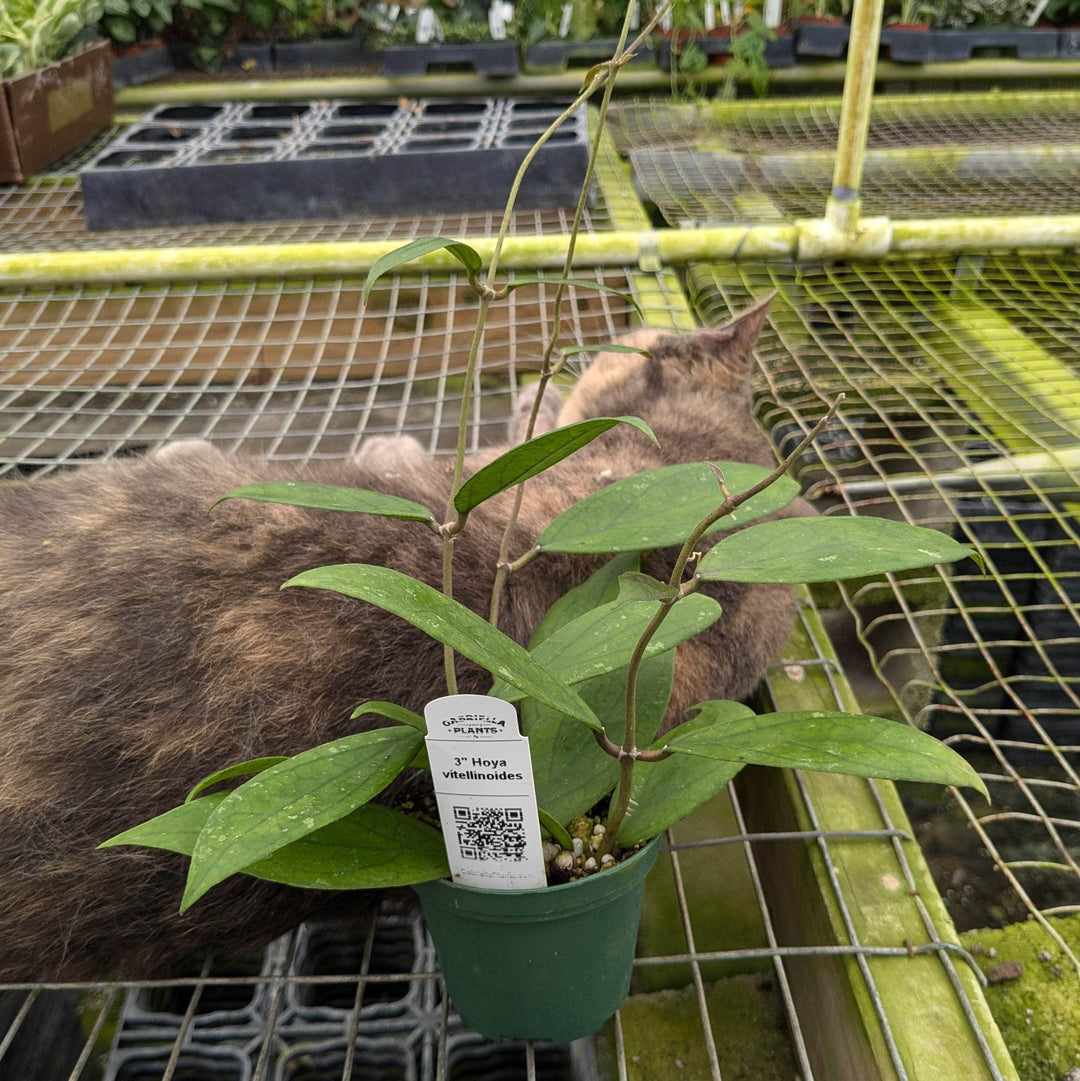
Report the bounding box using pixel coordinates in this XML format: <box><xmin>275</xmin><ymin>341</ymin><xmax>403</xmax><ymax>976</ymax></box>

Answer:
<box><xmin>0</xmin><ymin>297</ymin><xmax>811</xmax><ymax>982</ymax></box>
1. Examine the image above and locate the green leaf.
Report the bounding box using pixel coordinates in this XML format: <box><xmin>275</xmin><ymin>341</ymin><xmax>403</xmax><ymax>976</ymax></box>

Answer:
<box><xmin>665</xmin><ymin>703</ymin><xmax>989</xmax><ymax>799</ymax></box>
<box><xmin>615</xmin><ymin>572</ymin><xmax>679</xmax><ymax>604</ymax></box>
<box><xmin>100</xmin><ymin>792</ymin><xmax>223</xmax><ymax>854</ymax></box>
<box><xmin>238</xmin><ymin>804</ymin><xmax>449</xmax><ymax>890</ymax></box>
<box><xmin>536</xmin><ymin>462</ymin><xmax>800</xmax><ymax>554</ymax></box>
<box><xmin>185</xmin><ymin>756</ymin><xmax>288</xmax><ymax>803</ymax></box>
<box><xmin>213</xmin><ymin>482</ymin><xmax>435</xmax><ymax>525</ymax></box>
<box><xmin>362</xmin><ymin>237</ymin><xmax>483</xmax><ymax>301</ymax></box>
<box><xmin>502</xmin><ymin>277</ymin><xmax>643</xmax><ymax>320</ymax></box>
<box><xmin>559</xmin><ymin>343</ymin><xmax>652</xmax><ymax>360</ymax></box>
<box><xmin>524</xmin><ymin>652</ymin><xmax>674</xmax><ymax>827</ymax></box>
<box><xmin>538</xmin><ymin>808</ymin><xmax>573</xmax><ymax>850</ymax></box>
<box><xmin>104</xmin><ymin>14</ymin><xmax>137</xmax><ymax>39</ymax></box>
<box><xmin>453</xmin><ymin>417</ymin><xmax>658</xmax><ymax>515</ymax></box>
<box><xmin>695</xmin><ymin>515</ymin><xmax>975</xmax><ymax>584</ymax></box>
<box><xmin>350</xmin><ymin>700</ymin><xmax>426</xmax><ymax>732</ymax></box>
<box><xmin>616</xmin><ymin>703</ymin><xmax>752</xmax><ymax>846</ymax></box>
<box><xmin>101</xmin><ymin>796</ymin><xmax>449</xmax><ymax>889</ymax></box>
<box><xmin>285</xmin><ymin>564</ymin><xmax>599</xmax><ymax>731</ymax></box>
<box><xmin>491</xmin><ymin>594</ymin><xmax>721</xmax><ymax>702</ymax></box>
<box><xmin>528</xmin><ymin>552</ymin><xmax>638</xmax><ymax>649</ymax></box>
<box><xmin>181</xmin><ymin>726</ymin><xmax>422</xmax><ymax>910</ymax></box>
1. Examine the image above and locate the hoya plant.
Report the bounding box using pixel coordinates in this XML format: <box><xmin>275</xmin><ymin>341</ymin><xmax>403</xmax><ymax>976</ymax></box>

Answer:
<box><xmin>101</xmin><ymin>10</ymin><xmax>985</xmax><ymax>909</ymax></box>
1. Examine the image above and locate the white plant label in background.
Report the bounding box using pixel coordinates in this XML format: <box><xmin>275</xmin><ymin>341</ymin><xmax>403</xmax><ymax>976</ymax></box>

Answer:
<box><xmin>559</xmin><ymin>2</ymin><xmax>574</xmax><ymax>37</ymax></box>
<box><xmin>416</xmin><ymin>7</ymin><xmax>442</xmax><ymax>42</ymax></box>
<box><xmin>719</xmin><ymin>0</ymin><xmax>732</xmax><ymax>24</ymax></box>
<box><xmin>425</xmin><ymin>694</ymin><xmax>546</xmax><ymax>890</ymax></box>
<box><xmin>489</xmin><ymin>0</ymin><xmax>513</xmax><ymax>39</ymax></box>
<box><xmin>629</xmin><ymin>1</ymin><xmax>640</xmax><ymax>30</ymax></box>
<box><xmin>704</xmin><ymin>1</ymin><xmax>716</xmax><ymax>31</ymax></box>
<box><xmin>763</xmin><ymin>0</ymin><xmax>782</xmax><ymax>27</ymax></box>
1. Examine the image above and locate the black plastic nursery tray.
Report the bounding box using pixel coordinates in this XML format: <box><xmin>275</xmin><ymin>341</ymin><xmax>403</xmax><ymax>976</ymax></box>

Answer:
<box><xmin>79</xmin><ymin>97</ymin><xmax>590</xmax><ymax>230</ymax></box>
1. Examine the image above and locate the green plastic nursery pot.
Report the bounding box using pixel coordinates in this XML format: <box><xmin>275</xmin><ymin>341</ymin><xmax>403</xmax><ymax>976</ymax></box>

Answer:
<box><xmin>413</xmin><ymin>834</ymin><xmax>663</xmax><ymax>1043</ymax></box>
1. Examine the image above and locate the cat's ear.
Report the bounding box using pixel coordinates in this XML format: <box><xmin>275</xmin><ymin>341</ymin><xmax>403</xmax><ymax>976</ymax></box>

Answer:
<box><xmin>696</xmin><ymin>292</ymin><xmax>775</xmax><ymax>382</ymax></box>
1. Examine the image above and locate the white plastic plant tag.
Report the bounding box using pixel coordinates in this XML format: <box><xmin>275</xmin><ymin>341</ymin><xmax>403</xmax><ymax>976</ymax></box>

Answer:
<box><xmin>415</xmin><ymin>7</ymin><xmax>436</xmax><ymax>42</ymax></box>
<box><xmin>719</xmin><ymin>0</ymin><xmax>732</xmax><ymax>25</ymax></box>
<box><xmin>763</xmin><ymin>0</ymin><xmax>782</xmax><ymax>27</ymax></box>
<box><xmin>704</xmin><ymin>1</ymin><xmax>716</xmax><ymax>30</ymax></box>
<box><xmin>660</xmin><ymin>7</ymin><xmax>673</xmax><ymax>31</ymax></box>
<box><xmin>629</xmin><ymin>1</ymin><xmax>640</xmax><ymax>30</ymax></box>
<box><xmin>489</xmin><ymin>0</ymin><xmax>511</xmax><ymax>39</ymax></box>
<box><xmin>425</xmin><ymin>694</ymin><xmax>546</xmax><ymax>890</ymax></box>
<box><xmin>559</xmin><ymin>2</ymin><xmax>574</xmax><ymax>37</ymax></box>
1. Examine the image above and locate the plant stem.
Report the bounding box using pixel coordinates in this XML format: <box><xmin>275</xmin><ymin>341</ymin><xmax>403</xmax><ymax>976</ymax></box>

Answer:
<box><xmin>601</xmin><ymin>393</ymin><xmax>847</xmax><ymax>853</ymax></box>
<box><xmin>486</xmin><ymin>5</ymin><xmax>672</xmax><ymax>627</ymax></box>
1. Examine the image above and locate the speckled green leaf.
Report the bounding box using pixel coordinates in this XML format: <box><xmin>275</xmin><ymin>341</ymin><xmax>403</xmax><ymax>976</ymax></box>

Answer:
<box><xmin>102</xmin><ymin>796</ymin><xmax>449</xmax><ymax>889</ymax></box>
<box><xmin>285</xmin><ymin>564</ymin><xmax>599</xmax><ymax>730</ymax></box>
<box><xmin>523</xmin><ymin>652</ymin><xmax>675</xmax><ymax>828</ymax></box>
<box><xmin>453</xmin><ymin>417</ymin><xmax>657</xmax><ymax>514</ymax></box>
<box><xmin>100</xmin><ymin>792</ymin><xmax>224</xmax><ymax>855</ymax></box>
<box><xmin>184</xmin><ymin>756</ymin><xmax>287</xmax><ymax>803</ymax></box>
<box><xmin>695</xmin><ymin>515</ymin><xmax>974</xmax><ymax>584</ymax></box>
<box><xmin>528</xmin><ymin>552</ymin><xmax>638</xmax><ymax>649</ymax></box>
<box><xmin>491</xmin><ymin>594</ymin><xmax>720</xmax><ymax>702</ymax></box>
<box><xmin>616</xmin><ymin>702</ymin><xmax>754</xmax><ymax>845</ymax></box>
<box><xmin>666</xmin><ymin>703</ymin><xmax>989</xmax><ymax>798</ymax></box>
<box><xmin>213</xmin><ymin>483</ymin><xmax>435</xmax><ymax>524</ymax></box>
<box><xmin>239</xmin><ymin>804</ymin><xmax>449</xmax><ymax>889</ymax></box>
<box><xmin>181</xmin><ymin>725</ymin><xmax>423</xmax><ymax>910</ymax></box>
<box><xmin>536</xmin><ymin>462</ymin><xmax>799</xmax><ymax>554</ymax></box>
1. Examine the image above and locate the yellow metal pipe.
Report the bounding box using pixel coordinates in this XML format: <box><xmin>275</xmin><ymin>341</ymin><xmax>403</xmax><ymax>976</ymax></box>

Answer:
<box><xmin>0</xmin><ymin>227</ymin><xmax>800</xmax><ymax>287</ymax></box>
<box><xmin>827</xmin><ymin>0</ymin><xmax>884</xmax><ymax>235</ymax></box>
<box><xmin>5</xmin><ymin>215</ymin><xmax>1080</xmax><ymax>287</ymax></box>
<box><xmin>113</xmin><ymin>60</ymin><xmax>1080</xmax><ymax>109</ymax></box>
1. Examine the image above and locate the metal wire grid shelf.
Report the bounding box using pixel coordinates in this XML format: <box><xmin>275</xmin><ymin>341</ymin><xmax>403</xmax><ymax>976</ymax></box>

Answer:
<box><xmin>690</xmin><ymin>255</ymin><xmax>1080</xmax><ymax>948</ymax></box>
<box><xmin>630</xmin><ymin>143</ymin><xmax>1080</xmax><ymax>226</ymax></box>
<box><xmin>0</xmin><ymin>259</ymin><xmax>1022</xmax><ymax>1080</ymax></box>
<box><xmin>607</xmin><ymin>92</ymin><xmax>1080</xmax><ymax>156</ymax></box>
<box><xmin>0</xmin><ymin>177</ymin><xmax>613</xmax><ymax>254</ymax></box>
<box><xmin>0</xmin><ymin>596</ymin><xmax>1009</xmax><ymax>1081</ymax></box>
<box><xmin>0</xmin><ymin>268</ymin><xmax>658</xmax><ymax>476</ymax></box>
<box><xmin>609</xmin><ymin>92</ymin><xmax>1080</xmax><ymax>226</ymax></box>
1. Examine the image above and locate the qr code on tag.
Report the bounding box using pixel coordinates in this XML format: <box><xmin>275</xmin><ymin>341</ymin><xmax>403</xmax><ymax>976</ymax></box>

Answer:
<box><xmin>453</xmin><ymin>805</ymin><xmax>528</xmax><ymax>861</ymax></box>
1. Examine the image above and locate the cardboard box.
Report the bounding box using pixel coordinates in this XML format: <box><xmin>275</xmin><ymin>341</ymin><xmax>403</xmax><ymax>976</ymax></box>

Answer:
<box><xmin>0</xmin><ymin>39</ymin><xmax>115</xmax><ymax>183</ymax></box>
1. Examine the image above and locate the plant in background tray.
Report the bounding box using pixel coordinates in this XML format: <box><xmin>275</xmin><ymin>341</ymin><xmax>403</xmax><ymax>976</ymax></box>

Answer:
<box><xmin>99</xmin><ymin>0</ymin><xmax>177</xmax><ymax>47</ymax></box>
<box><xmin>101</xmin><ymin>5</ymin><xmax>987</xmax><ymax>1044</ymax></box>
<box><xmin>170</xmin><ymin>0</ymin><xmax>296</xmax><ymax>70</ymax></box>
<box><xmin>0</xmin><ymin>0</ymin><xmax>105</xmax><ymax>78</ymax></box>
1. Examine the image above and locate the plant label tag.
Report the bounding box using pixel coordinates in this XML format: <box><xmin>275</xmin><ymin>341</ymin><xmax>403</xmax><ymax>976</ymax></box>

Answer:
<box><xmin>704</xmin><ymin>2</ymin><xmax>716</xmax><ymax>30</ymax></box>
<box><xmin>425</xmin><ymin>694</ymin><xmax>546</xmax><ymax>890</ymax></box>
<box><xmin>559</xmin><ymin>3</ymin><xmax>574</xmax><ymax>37</ymax></box>
<box><xmin>489</xmin><ymin>0</ymin><xmax>511</xmax><ymax>39</ymax></box>
<box><xmin>416</xmin><ymin>7</ymin><xmax>436</xmax><ymax>42</ymax></box>
<box><xmin>629</xmin><ymin>1</ymin><xmax>640</xmax><ymax>30</ymax></box>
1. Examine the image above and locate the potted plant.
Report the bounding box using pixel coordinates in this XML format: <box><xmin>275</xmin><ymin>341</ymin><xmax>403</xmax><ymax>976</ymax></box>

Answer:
<box><xmin>0</xmin><ymin>0</ymin><xmax>115</xmax><ymax>182</ymax></box>
<box><xmin>99</xmin><ymin>29</ymin><xmax>985</xmax><ymax>1044</ymax></box>
<box><xmin>880</xmin><ymin>0</ymin><xmax>937</xmax><ymax>60</ymax></box>
<box><xmin>518</xmin><ymin>0</ymin><xmax>657</xmax><ymax>73</ymax></box>
<box><xmin>100</xmin><ymin>0</ymin><xmax>177</xmax><ymax>87</ymax></box>
<box><xmin>792</xmin><ymin>0</ymin><xmax>852</xmax><ymax>57</ymax></box>
<box><xmin>654</xmin><ymin>1</ymin><xmax>794</xmax><ymax>88</ymax></box>
<box><xmin>274</xmin><ymin>0</ymin><xmax>376</xmax><ymax>71</ymax></box>
<box><xmin>168</xmin><ymin>0</ymin><xmax>288</xmax><ymax>72</ymax></box>
<box><xmin>374</xmin><ymin>1</ymin><xmax>520</xmax><ymax>78</ymax></box>
<box><xmin>926</xmin><ymin>0</ymin><xmax>1059</xmax><ymax>58</ymax></box>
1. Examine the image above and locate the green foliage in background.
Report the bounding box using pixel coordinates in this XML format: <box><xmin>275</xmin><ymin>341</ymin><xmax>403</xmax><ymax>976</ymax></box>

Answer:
<box><xmin>0</xmin><ymin>0</ymin><xmax>104</xmax><ymax>78</ymax></box>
